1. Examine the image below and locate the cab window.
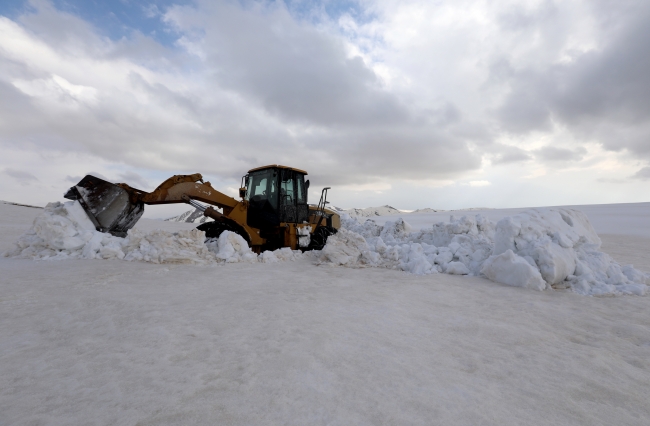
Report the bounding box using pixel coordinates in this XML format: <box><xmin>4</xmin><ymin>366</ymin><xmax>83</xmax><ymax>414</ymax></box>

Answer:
<box><xmin>246</xmin><ymin>169</ymin><xmax>278</xmax><ymax>209</ymax></box>
<box><xmin>280</xmin><ymin>170</ymin><xmax>295</xmax><ymax>205</ymax></box>
<box><xmin>296</xmin><ymin>174</ymin><xmax>306</xmax><ymax>204</ymax></box>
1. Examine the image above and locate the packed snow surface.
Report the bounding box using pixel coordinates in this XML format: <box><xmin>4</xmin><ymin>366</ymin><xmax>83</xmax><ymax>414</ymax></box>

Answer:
<box><xmin>5</xmin><ymin>201</ymin><xmax>649</xmax><ymax>296</ymax></box>
<box><xmin>1</xmin><ymin>201</ymin><xmax>650</xmax><ymax>425</ymax></box>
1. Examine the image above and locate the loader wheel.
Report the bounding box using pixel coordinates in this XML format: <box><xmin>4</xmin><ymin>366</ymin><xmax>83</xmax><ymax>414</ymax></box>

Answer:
<box><xmin>308</xmin><ymin>226</ymin><xmax>337</xmax><ymax>251</ymax></box>
<box><xmin>196</xmin><ymin>221</ymin><xmax>251</xmax><ymax>246</ymax></box>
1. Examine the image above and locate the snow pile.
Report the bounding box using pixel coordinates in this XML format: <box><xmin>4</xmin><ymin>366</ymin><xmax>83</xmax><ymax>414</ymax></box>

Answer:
<box><xmin>4</xmin><ymin>201</ymin><xmax>304</xmax><ymax>265</ymax></box>
<box><xmin>332</xmin><ymin>214</ymin><xmax>494</xmax><ymax>276</ymax></box>
<box><xmin>5</xmin><ymin>200</ymin><xmax>648</xmax><ymax>296</ymax></box>
<box><xmin>321</xmin><ymin>208</ymin><xmax>650</xmax><ymax>296</ymax></box>
<box><xmin>484</xmin><ymin>209</ymin><xmax>649</xmax><ymax>295</ymax></box>
<box><xmin>5</xmin><ymin>201</ymin><xmax>216</xmax><ymax>264</ymax></box>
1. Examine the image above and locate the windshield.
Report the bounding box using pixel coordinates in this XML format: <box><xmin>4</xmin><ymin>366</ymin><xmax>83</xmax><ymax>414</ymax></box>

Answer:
<box><xmin>245</xmin><ymin>169</ymin><xmax>278</xmax><ymax>209</ymax></box>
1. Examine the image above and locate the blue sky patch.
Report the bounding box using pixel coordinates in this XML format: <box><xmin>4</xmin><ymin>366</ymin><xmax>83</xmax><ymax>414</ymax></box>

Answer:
<box><xmin>0</xmin><ymin>0</ymin><xmax>195</xmax><ymax>46</ymax></box>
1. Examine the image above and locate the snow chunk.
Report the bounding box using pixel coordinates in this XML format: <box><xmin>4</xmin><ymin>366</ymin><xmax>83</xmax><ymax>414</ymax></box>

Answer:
<box><xmin>318</xmin><ymin>228</ymin><xmax>378</xmax><ymax>267</ymax></box>
<box><xmin>122</xmin><ymin>229</ymin><xmax>213</xmax><ymax>264</ymax></box>
<box><xmin>481</xmin><ymin>250</ymin><xmax>546</xmax><ymax>291</ymax></box>
<box><xmin>297</xmin><ymin>226</ymin><xmax>311</xmax><ymax>248</ymax></box>
<box><xmin>446</xmin><ymin>261</ymin><xmax>470</xmax><ymax>275</ymax></box>
<box><xmin>260</xmin><ymin>247</ymin><xmax>304</xmax><ymax>263</ymax></box>
<box><xmin>206</xmin><ymin>231</ymin><xmax>257</xmax><ymax>263</ymax></box>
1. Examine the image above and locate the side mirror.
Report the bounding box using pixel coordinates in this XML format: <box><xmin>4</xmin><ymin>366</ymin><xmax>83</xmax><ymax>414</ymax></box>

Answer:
<box><xmin>305</xmin><ymin>180</ymin><xmax>310</xmax><ymax>189</ymax></box>
<box><xmin>239</xmin><ymin>187</ymin><xmax>246</xmax><ymax>199</ymax></box>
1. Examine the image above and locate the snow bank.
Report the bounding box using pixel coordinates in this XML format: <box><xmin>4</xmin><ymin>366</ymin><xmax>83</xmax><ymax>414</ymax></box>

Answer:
<box><xmin>5</xmin><ymin>201</ymin><xmax>648</xmax><ymax>296</ymax></box>
<box><xmin>319</xmin><ymin>208</ymin><xmax>650</xmax><ymax>296</ymax></box>
<box><xmin>4</xmin><ymin>201</ymin><xmax>303</xmax><ymax>265</ymax></box>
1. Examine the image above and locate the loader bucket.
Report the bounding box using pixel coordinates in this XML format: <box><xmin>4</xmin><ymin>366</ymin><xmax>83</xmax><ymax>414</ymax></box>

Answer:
<box><xmin>64</xmin><ymin>175</ymin><xmax>144</xmax><ymax>237</ymax></box>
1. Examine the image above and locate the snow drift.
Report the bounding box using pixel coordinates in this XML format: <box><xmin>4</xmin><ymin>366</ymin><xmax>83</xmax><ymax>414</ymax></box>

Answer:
<box><xmin>4</xmin><ymin>201</ymin><xmax>649</xmax><ymax>296</ymax></box>
<box><xmin>317</xmin><ymin>209</ymin><xmax>649</xmax><ymax>296</ymax></box>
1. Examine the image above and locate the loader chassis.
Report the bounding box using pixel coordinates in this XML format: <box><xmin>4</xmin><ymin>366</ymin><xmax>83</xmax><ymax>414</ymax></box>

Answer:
<box><xmin>65</xmin><ymin>165</ymin><xmax>339</xmax><ymax>252</ymax></box>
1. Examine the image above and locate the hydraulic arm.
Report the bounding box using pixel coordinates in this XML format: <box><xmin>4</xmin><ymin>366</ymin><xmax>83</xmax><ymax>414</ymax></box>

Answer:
<box><xmin>65</xmin><ymin>173</ymin><xmax>263</xmax><ymax>245</ymax></box>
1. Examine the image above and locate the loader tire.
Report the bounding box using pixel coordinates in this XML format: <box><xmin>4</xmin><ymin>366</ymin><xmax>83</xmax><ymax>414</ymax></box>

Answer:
<box><xmin>196</xmin><ymin>221</ymin><xmax>251</xmax><ymax>246</ymax></box>
<box><xmin>308</xmin><ymin>226</ymin><xmax>337</xmax><ymax>251</ymax></box>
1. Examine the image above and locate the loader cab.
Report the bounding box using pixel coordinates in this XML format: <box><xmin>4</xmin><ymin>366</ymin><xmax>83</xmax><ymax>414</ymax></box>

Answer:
<box><xmin>243</xmin><ymin>165</ymin><xmax>310</xmax><ymax>231</ymax></box>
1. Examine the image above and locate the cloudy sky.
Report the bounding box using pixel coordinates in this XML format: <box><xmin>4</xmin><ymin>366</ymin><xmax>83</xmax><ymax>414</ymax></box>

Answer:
<box><xmin>1</xmin><ymin>0</ymin><xmax>649</xmax><ymax>217</ymax></box>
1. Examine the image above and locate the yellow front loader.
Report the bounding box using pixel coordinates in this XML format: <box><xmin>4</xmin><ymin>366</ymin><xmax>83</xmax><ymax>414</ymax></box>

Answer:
<box><xmin>64</xmin><ymin>165</ymin><xmax>340</xmax><ymax>252</ymax></box>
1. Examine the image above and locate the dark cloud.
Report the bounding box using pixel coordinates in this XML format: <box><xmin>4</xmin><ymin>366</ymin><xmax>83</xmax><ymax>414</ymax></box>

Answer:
<box><xmin>497</xmin><ymin>1</ymin><xmax>558</xmax><ymax>32</ymax></box>
<box><xmin>534</xmin><ymin>146</ymin><xmax>587</xmax><ymax>163</ymax></box>
<box><xmin>490</xmin><ymin>145</ymin><xmax>532</xmax><ymax>165</ymax></box>
<box><xmin>495</xmin><ymin>1</ymin><xmax>650</xmax><ymax>159</ymax></box>
<box><xmin>3</xmin><ymin>168</ymin><xmax>38</xmax><ymax>183</ymax></box>
<box><xmin>306</xmin><ymin>127</ymin><xmax>481</xmax><ymax>185</ymax></box>
<box><xmin>554</xmin><ymin>24</ymin><xmax>650</xmax><ymax>127</ymax></box>
<box><xmin>0</xmin><ymin>1</ymin><xmax>481</xmax><ymax>191</ymax></box>
<box><xmin>430</xmin><ymin>103</ymin><xmax>461</xmax><ymax>127</ymax></box>
<box><xmin>66</xmin><ymin>172</ymin><xmax>109</xmax><ymax>183</ymax></box>
<box><xmin>166</xmin><ymin>1</ymin><xmax>411</xmax><ymax>128</ymax></box>
<box><xmin>6</xmin><ymin>0</ymin><xmax>650</xmax><ymax>210</ymax></box>
<box><xmin>631</xmin><ymin>166</ymin><xmax>650</xmax><ymax>181</ymax></box>
<box><xmin>117</xmin><ymin>171</ymin><xmax>150</xmax><ymax>188</ymax></box>
<box><xmin>496</xmin><ymin>73</ymin><xmax>553</xmax><ymax>133</ymax></box>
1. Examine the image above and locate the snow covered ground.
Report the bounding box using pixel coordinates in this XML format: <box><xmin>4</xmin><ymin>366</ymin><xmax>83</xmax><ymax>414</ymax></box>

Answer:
<box><xmin>1</xmin><ymin>201</ymin><xmax>650</xmax><ymax>425</ymax></box>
